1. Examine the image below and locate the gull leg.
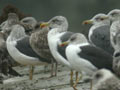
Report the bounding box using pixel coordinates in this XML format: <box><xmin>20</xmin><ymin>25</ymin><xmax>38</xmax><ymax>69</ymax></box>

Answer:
<box><xmin>44</xmin><ymin>65</ymin><xmax>48</xmax><ymax>73</ymax></box>
<box><xmin>73</xmin><ymin>71</ymin><xmax>82</xmax><ymax>90</ymax></box>
<box><xmin>29</xmin><ymin>66</ymin><xmax>34</xmax><ymax>80</ymax></box>
<box><xmin>70</xmin><ymin>70</ymin><xmax>74</xmax><ymax>86</ymax></box>
<box><xmin>54</xmin><ymin>62</ymin><xmax>58</xmax><ymax>76</ymax></box>
<box><xmin>90</xmin><ymin>80</ymin><xmax>93</xmax><ymax>90</ymax></box>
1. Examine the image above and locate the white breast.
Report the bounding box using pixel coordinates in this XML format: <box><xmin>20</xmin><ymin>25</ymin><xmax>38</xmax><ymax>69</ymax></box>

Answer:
<box><xmin>48</xmin><ymin>29</ymin><xmax>71</xmax><ymax>68</ymax></box>
<box><xmin>66</xmin><ymin>44</ymin><xmax>97</xmax><ymax>75</ymax></box>
<box><xmin>6</xmin><ymin>37</ymin><xmax>43</xmax><ymax>65</ymax></box>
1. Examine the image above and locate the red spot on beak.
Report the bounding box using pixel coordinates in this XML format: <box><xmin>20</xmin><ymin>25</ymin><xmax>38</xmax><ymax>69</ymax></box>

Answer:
<box><xmin>40</xmin><ymin>25</ymin><xmax>46</xmax><ymax>29</ymax></box>
<box><xmin>60</xmin><ymin>44</ymin><xmax>65</xmax><ymax>47</ymax></box>
<box><xmin>84</xmin><ymin>22</ymin><xmax>88</xmax><ymax>24</ymax></box>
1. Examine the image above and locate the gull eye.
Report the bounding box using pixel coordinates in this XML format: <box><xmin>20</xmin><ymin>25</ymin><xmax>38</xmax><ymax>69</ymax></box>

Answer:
<box><xmin>100</xmin><ymin>18</ymin><xmax>104</xmax><ymax>21</ymax></box>
<box><xmin>70</xmin><ymin>37</ymin><xmax>76</xmax><ymax>41</ymax></box>
<box><xmin>111</xmin><ymin>12</ymin><xmax>118</xmax><ymax>16</ymax></box>
<box><xmin>52</xmin><ymin>19</ymin><xmax>59</xmax><ymax>23</ymax></box>
<box><xmin>95</xmin><ymin>73</ymin><xmax>102</xmax><ymax>79</ymax></box>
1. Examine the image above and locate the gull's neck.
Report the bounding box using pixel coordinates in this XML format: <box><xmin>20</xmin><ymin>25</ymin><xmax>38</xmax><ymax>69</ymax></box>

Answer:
<box><xmin>48</xmin><ymin>26</ymin><xmax>67</xmax><ymax>38</ymax></box>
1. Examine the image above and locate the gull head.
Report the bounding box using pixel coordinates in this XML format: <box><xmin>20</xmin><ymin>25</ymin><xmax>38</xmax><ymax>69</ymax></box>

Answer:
<box><xmin>82</xmin><ymin>13</ymin><xmax>110</xmax><ymax>25</ymax></box>
<box><xmin>60</xmin><ymin>33</ymin><xmax>88</xmax><ymax>46</ymax></box>
<box><xmin>107</xmin><ymin>9</ymin><xmax>120</xmax><ymax>22</ymax></box>
<box><xmin>92</xmin><ymin>69</ymin><xmax>113</xmax><ymax>87</ymax></box>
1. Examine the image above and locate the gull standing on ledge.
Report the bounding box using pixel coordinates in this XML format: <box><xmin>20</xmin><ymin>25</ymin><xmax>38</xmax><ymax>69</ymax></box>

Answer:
<box><xmin>40</xmin><ymin>16</ymin><xmax>75</xmax><ymax>86</ymax></box>
<box><xmin>60</xmin><ymin>33</ymin><xmax>113</xmax><ymax>90</ymax></box>
<box><xmin>29</xmin><ymin>22</ymin><xmax>57</xmax><ymax>77</ymax></box>
<box><xmin>82</xmin><ymin>13</ymin><xmax>114</xmax><ymax>55</ymax></box>
<box><xmin>6</xmin><ymin>24</ymin><xmax>52</xmax><ymax>80</ymax></box>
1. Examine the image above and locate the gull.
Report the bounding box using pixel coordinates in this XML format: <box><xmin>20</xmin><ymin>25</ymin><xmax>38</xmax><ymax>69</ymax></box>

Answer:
<box><xmin>82</xmin><ymin>13</ymin><xmax>114</xmax><ymax>55</ymax></box>
<box><xmin>60</xmin><ymin>33</ymin><xmax>113</xmax><ymax>90</ymax></box>
<box><xmin>6</xmin><ymin>24</ymin><xmax>52</xmax><ymax>80</ymax></box>
<box><xmin>40</xmin><ymin>16</ymin><xmax>75</xmax><ymax>86</ymax></box>
<box><xmin>107</xmin><ymin>9</ymin><xmax>120</xmax><ymax>51</ymax></box>
<box><xmin>92</xmin><ymin>69</ymin><xmax>120</xmax><ymax>90</ymax></box>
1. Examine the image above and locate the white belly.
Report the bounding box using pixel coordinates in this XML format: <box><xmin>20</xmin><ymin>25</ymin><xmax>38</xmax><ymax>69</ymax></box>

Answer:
<box><xmin>66</xmin><ymin>44</ymin><xmax>97</xmax><ymax>75</ymax></box>
<box><xmin>7</xmin><ymin>41</ymin><xmax>45</xmax><ymax>65</ymax></box>
<box><xmin>48</xmin><ymin>33</ymin><xmax>71</xmax><ymax>68</ymax></box>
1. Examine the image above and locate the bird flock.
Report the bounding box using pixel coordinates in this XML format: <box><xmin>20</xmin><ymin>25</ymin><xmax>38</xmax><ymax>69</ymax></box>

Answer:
<box><xmin>1</xmin><ymin>8</ymin><xmax>120</xmax><ymax>90</ymax></box>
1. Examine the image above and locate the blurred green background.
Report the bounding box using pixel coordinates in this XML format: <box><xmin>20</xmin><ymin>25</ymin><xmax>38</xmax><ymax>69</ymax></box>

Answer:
<box><xmin>0</xmin><ymin>0</ymin><xmax>119</xmax><ymax>37</ymax></box>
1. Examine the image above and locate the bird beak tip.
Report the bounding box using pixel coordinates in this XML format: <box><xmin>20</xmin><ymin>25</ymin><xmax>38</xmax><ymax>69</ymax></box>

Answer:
<box><xmin>60</xmin><ymin>42</ymin><xmax>69</xmax><ymax>47</ymax></box>
<box><xmin>82</xmin><ymin>20</ymin><xmax>93</xmax><ymax>25</ymax></box>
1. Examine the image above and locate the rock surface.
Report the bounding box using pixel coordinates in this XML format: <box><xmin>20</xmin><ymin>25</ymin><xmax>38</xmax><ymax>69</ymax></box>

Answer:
<box><xmin>0</xmin><ymin>65</ymin><xmax>90</xmax><ymax>90</ymax></box>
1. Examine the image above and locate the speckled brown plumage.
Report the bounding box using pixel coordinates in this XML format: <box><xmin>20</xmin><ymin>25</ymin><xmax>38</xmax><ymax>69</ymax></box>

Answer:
<box><xmin>0</xmin><ymin>32</ymin><xmax>21</xmax><ymax>76</ymax></box>
<box><xmin>30</xmin><ymin>27</ymin><xmax>54</xmax><ymax>60</ymax></box>
<box><xmin>30</xmin><ymin>26</ymin><xmax>57</xmax><ymax>76</ymax></box>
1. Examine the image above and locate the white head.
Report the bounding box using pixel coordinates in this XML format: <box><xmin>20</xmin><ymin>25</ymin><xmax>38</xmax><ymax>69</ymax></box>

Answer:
<box><xmin>60</xmin><ymin>33</ymin><xmax>88</xmax><ymax>46</ymax></box>
<box><xmin>107</xmin><ymin>9</ymin><xmax>120</xmax><ymax>22</ymax></box>
<box><xmin>92</xmin><ymin>69</ymin><xmax>113</xmax><ymax>87</ymax></box>
<box><xmin>83</xmin><ymin>13</ymin><xmax>110</xmax><ymax>25</ymax></box>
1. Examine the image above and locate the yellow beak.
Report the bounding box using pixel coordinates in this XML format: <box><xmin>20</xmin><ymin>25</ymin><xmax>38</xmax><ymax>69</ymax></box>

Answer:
<box><xmin>40</xmin><ymin>22</ymin><xmax>49</xmax><ymax>28</ymax></box>
<box><xmin>60</xmin><ymin>41</ymin><xmax>69</xmax><ymax>47</ymax></box>
<box><xmin>82</xmin><ymin>20</ymin><xmax>93</xmax><ymax>25</ymax></box>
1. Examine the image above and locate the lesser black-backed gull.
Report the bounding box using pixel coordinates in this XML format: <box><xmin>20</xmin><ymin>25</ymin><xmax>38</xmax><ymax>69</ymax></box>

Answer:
<box><xmin>92</xmin><ymin>69</ymin><xmax>120</xmax><ymax>90</ymax></box>
<box><xmin>82</xmin><ymin>13</ymin><xmax>114</xmax><ymax>55</ymax></box>
<box><xmin>6</xmin><ymin>24</ymin><xmax>52</xmax><ymax>80</ymax></box>
<box><xmin>40</xmin><ymin>16</ymin><xmax>75</xmax><ymax>86</ymax></box>
<box><xmin>60</xmin><ymin>33</ymin><xmax>113</xmax><ymax>90</ymax></box>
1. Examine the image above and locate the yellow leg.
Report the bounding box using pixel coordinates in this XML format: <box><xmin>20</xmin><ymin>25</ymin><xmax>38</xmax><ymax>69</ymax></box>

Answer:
<box><xmin>70</xmin><ymin>70</ymin><xmax>74</xmax><ymax>86</ymax></box>
<box><xmin>29</xmin><ymin>66</ymin><xmax>34</xmax><ymax>80</ymax></box>
<box><xmin>73</xmin><ymin>71</ymin><xmax>82</xmax><ymax>90</ymax></box>
<box><xmin>90</xmin><ymin>80</ymin><xmax>93</xmax><ymax>90</ymax></box>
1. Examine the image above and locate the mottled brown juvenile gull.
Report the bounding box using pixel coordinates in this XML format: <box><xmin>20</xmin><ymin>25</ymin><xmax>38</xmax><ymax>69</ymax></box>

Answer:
<box><xmin>82</xmin><ymin>13</ymin><xmax>114</xmax><ymax>55</ymax></box>
<box><xmin>0</xmin><ymin>13</ymin><xmax>21</xmax><ymax>77</ymax></box>
<box><xmin>30</xmin><ymin>22</ymin><xmax>57</xmax><ymax>76</ymax></box>
<box><xmin>0</xmin><ymin>13</ymin><xmax>35</xmax><ymax>36</ymax></box>
<box><xmin>6</xmin><ymin>24</ymin><xmax>52</xmax><ymax>80</ymax></box>
<box><xmin>60</xmin><ymin>33</ymin><xmax>113</xmax><ymax>90</ymax></box>
<box><xmin>92</xmin><ymin>69</ymin><xmax>120</xmax><ymax>90</ymax></box>
<box><xmin>107</xmin><ymin>9</ymin><xmax>120</xmax><ymax>51</ymax></box>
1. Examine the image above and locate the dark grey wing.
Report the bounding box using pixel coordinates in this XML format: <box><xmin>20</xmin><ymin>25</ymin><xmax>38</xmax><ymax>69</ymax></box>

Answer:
<box><xmin>15</xmin><ymin>36</ymin><xmax>51</xmax><ymax>63</ymax></box>
<box><xmin>57</xmin><ymin>31</ymin><xmax>74</xmax><ymax>59</ymax></box>
<box><xmin>90</xmin><ymin>25</ymin><xmax>114</xmax><ymax>55</ymax></box>
<box><xmin>78</xmin><ymin>45</ymin><xmax>113</xmax><ymax>71</ymax></box>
